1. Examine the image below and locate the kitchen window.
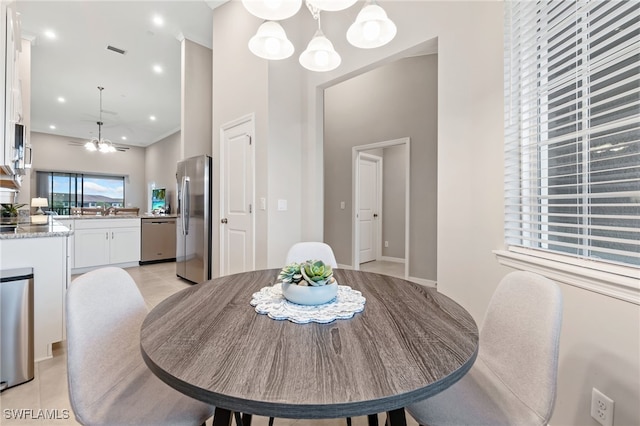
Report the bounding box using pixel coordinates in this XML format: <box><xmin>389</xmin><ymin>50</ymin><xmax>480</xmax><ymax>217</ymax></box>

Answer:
<box><xmin>35</xmin><ymin>172</ymin><xmax>125</xmax><ymax>215</ymax></box>
<box><xmin>499</xmin><ymin>0</ymin><xmax>640</xmax><ymax>304</ymax></box>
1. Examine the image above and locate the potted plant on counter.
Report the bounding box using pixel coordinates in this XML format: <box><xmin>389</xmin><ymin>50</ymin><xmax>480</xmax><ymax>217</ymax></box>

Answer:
<box><xmin>1</xmin><ymin>203</ymin><xmax>27</xmax><ymax>224</ymax></box>
<box><xmin>278</xmin><ymin>260</ymin><xmax>337</xmax><ymax>305</ymax></box>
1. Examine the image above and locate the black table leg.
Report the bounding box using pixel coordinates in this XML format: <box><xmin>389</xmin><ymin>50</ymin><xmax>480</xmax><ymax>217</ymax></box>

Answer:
<box><xmin>241</xmin><ymin>413</ymin><xmax>253</xmax><ymax>426</ymax></box>
<box><xmin>212</xmin><ymin>407</ymin><xmax>233</xmax><ymax>426</ymax></box>
<box><xmin>385</xmin><ymin>409</ymin><xmax>407</xmax><ymax>426</ymax></box>
<box><xmin>367</xmin><ymin>414</ymin><xmax>379</xmax><ymax>426</ymax></box>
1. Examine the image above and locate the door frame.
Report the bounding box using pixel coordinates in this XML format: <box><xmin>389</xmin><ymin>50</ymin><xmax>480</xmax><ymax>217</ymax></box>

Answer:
<box><xmin>219</xmin><ymin>113</ymin><xmax>256</xmax><ymax>276</ymax></box>
<box><xmin>356</xmin><ymin>152</ymin><xmax>383</xmax><ymax>264</ymax></box>
<box><xmin>352</xmin><ymin>137</ymin><xmax>410</xmax><ymax>278</ymax></box>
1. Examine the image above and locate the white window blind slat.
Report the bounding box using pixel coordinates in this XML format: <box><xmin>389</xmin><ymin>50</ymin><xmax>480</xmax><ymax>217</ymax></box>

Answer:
<box><xmin>504</xmin><ymin>0</ymin><xmax>640</xmax><ymax>268</ymax></box>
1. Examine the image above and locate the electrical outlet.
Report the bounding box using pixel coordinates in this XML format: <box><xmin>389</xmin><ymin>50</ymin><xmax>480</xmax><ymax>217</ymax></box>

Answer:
<box><xmin>385</xmin><ymin>241</ymin><xmax>389</xmax><ymax>247</ymax></box>
<box><xmin>591</xmin><ymin>388</ymin><xmax>614</xmax><ymax>426</ymax></box>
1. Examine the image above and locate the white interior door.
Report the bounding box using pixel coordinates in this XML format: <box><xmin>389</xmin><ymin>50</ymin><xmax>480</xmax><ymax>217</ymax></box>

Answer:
<box><xmin>220</xmin><ymin>116</ymin><xmax>254</xmax><ymax>276</ymax></box>
<box><xmin>358</xmin><ymin>153</ymin><xmax>381</xmax><ymax>264</ymax></box>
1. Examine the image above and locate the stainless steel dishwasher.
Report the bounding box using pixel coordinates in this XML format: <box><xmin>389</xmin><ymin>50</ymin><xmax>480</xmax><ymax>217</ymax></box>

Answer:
<box><xmin>1</xmin><ymin>267</ymin><xmax>34</xmax><ymax>392</ymax></box>
<box><xmin>140</xmin><ymin>217</ymin><xmax>177</xmax><ymax>264</ymax></box>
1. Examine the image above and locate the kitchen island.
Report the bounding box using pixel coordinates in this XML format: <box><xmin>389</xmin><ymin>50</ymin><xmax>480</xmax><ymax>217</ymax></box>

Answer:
<box><xmin>0</xmin><ymin>218</ymin><xmax>72</xmax><ymax>361</ymax></box>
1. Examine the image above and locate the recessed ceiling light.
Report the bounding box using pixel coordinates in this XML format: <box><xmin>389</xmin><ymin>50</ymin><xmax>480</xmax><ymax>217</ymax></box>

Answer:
<box><xmin>152</xmin><ymin>15</ymin><xmax>164</xmax><ymax>27</ymax></box>
<box><xmin>149</xmin><ymin>115</ymin><xmax>157</xmax><ymax>121</ymax></box>
<box><xmin>49</xmin><ymin>125</ymin><xmax>56</xmax><ymax>129</ymax></box>
<box><xmin>57</xmin><ymin>96</ymin><xmax>65</xmax><ymax>103</ymax></box>
<box><xmin>121</xmin><ymin>136</ymin><xmax>127</xmax><ymax>141</ymax></box>
<box><xmin>152</xmin><ymin>65</ymin><xmax>163</xmax><ymax>74</ymax></box>
<box><xmin>44</xmin><ymin>30</ymin><xmax>56</xmax><ymax>39</ymax></box>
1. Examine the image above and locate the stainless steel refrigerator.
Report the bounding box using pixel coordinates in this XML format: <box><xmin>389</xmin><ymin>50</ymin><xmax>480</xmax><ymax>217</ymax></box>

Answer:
<box><xmin>176</xmin><ymin>155</ymin><xmax>212</xmax><ymax>284</ymax></box>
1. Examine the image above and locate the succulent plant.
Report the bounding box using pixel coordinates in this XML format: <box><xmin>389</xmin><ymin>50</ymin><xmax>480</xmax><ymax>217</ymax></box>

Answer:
<box><xmin>278</xmin><ymin>263</ymin><xmax>303</xmax><ymax>284</ymax></box>
<box><xmin>300</xmin><ymin>260</ymin><xmax>335</xmax><ymax>287</ymax></box>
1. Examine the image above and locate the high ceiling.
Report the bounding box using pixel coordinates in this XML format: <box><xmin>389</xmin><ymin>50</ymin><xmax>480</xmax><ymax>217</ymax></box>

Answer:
<box><xmin>17</xmin><ymin>1</ymin><xmax>225</xmax><ymax>148</ymax></box>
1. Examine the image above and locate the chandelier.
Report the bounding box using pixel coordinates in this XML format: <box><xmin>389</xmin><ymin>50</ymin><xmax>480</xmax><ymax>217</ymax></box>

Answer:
<box><xmin>84</xmin><ymin>86</ymin><xmax>116</xmax><ymax>153</ymax></box>
<box><xmin>244</xmin><ymin>0</ymin><xmax>396</xmax><ymax>72</ymax></box>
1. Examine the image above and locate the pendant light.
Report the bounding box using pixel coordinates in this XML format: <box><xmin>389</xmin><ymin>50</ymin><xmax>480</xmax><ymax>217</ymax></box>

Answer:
<box><xmin>84</xmin><ymin>87</ymin><xmax>116</xmax><ymax>153</ymax></box>
<box><xmin>249</xmin><ymin>21</ymin><xmax>295</xmax><ymax>60</ymax></box>
<box><xmin>347</xmin><ymin>0</ymin><xmax>397</xmax><ymax>49</ymax></box>
<box><xmin>241</xmin><ymin>0</ymin><xmax>302</xmax><ymax>20</ymax></box>
<box><xmin>299</xmin><ymin>14</ymin><xmax>341</xmax><ymax>72</ymax></box>
<box><xmin>307</xmin><ymin>0</ymin><xmax>358</xmax><ymax>12</ymax></box>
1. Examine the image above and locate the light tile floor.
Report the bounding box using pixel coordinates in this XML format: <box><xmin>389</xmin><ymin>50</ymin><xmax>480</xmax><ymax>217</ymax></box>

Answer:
<box><xmin>0</xmin><ymin>261</ymin><xmax>418</xmax><ymax>426</ymax></box>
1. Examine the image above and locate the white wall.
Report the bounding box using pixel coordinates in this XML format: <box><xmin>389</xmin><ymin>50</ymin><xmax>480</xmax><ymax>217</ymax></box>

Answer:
<box><xmin>28</xmin><ymin>132</ymin><xmax>146</xmax><ymax>209</ymax></box>
<box><xmin>181</xmin><ymin>39</ymin><xmax>212</xmax><ymax>159</ymax></box>
<box><xmin>212</xmin><ymin>1</ymin><xmax>270</xmax><ymax>275</ymax></box>
<box><xmin>266</xmin><ymin>50</ymin><xmax>303</xmax><ymax>267</ymax></box>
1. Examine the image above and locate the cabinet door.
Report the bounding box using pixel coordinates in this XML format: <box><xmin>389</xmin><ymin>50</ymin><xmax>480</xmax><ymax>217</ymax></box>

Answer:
<box><xmin>74</xmin><ymin>228</ymin><xmax>110</xmax><ymax>268</ymax></box>
<box><xmin>110</xmin><ymin>227</ymin><xmax>140</xmax><ymax>264</ymax></box>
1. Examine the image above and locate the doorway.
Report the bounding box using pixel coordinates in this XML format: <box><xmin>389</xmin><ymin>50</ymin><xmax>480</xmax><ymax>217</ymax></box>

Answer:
<box><xmin>219</xmin><ymin>114</ymin><xmax>255</xmax><ymax>276</ymax></box>
<box><xmin>357</xmin><ymin>153</ymin><xmax>382</xmax><ymax>264</ymax></box>
<box><xmin>353</xmin><ymin>138</ymin><xmax>410</xmax><ymax>278</ymax></box>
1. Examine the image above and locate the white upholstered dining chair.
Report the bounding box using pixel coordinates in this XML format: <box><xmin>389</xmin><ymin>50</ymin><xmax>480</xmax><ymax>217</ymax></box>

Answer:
<box><xmin>66</xmin><ymin>267</ymin><xmax>214</xmax><ymax>425</ymax></box>
<box><xmin>285</xmin><ymin>241</ymin><xmax>338</xmax><ymax>267</ymax></box>
<box><xmin>406</xmin><ymin>271</ymin><xmax>563</xmax><ymax>426</ymax></box>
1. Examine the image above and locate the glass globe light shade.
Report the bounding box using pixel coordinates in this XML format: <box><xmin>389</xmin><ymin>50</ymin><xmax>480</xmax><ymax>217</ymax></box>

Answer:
<box><xmin>347</xmin><ymin>3</ymin><xmax>397</xmax><ymax>49</ymax></box>
<box><xmin>84</xmin><ymin>141</ymin><xmax>97</xmax><ymax>152</ymax></box>
<box><xmin>306</xmin><ymin>0</ymin><xmax>358</xmax><ymax>12</ymax></box>
<box><xmin>242</xmin><ymin>0</ymin><xmax>302</xmax><ymax>20</ymax></box>
<box><xmin>299</xmin><ymin>31</ymin><xmax>341</xmax><ymax>72</ymax></box>
<box><xmin>248</xmin><ymin>21</ymin><xmax>294</xmax><ymax>60</ymax></box>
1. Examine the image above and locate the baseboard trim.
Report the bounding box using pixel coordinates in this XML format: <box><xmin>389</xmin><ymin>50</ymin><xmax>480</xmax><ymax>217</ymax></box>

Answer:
<box><xmin>337</xmin><ymin>263</ymin><xmax>352</xmax><ymax>269</ymax></box>
<box><xmin>379</xmin><ymin>256</ymin><xmax>405</xmax><ymax>263</ymax></box>
<box><xmin>408</xmin><ymin>276</ymin><xmax>437</xmax><ymax>288</ymax></box>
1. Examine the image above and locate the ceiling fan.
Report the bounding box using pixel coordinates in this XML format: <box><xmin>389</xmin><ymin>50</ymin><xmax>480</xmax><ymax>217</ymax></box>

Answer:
<box><xmin>68</xmin><ymin>87</ymin><xmax>129</xmax><ymax>153</ymax></box>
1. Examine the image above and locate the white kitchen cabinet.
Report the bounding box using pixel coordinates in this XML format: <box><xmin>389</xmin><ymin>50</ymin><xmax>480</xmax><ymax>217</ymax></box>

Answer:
<box><xmin>109</xmin><ymin>227</ymin><xmax>140</xmax><ymax>264</ymax></box>
<box><xmin>73</xmin><ymin>218</ymin><xmax>140</xmax><ymax>271</ymax></box>
<box><xmin>74</xmin><ymin>228</ymin><xmax>110</xmax><ymax>268</ymax></box>
<box><xmin>1</xmin><ymin>4</ymin><xmax>21</xmax><ymax>175</ymax></box>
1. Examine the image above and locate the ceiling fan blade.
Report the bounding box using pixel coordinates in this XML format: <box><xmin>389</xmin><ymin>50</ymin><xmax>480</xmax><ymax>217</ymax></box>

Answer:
<box><xmin>101</xmin><ymin>109</ymin><xmax>118</xmax><ymax>115</ymax></box>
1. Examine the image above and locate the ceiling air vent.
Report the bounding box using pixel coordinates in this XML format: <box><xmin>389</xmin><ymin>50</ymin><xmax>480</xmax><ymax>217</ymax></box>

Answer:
<box><xmin>106</xmin><ymin>45</ymin><xmax>127</xmax><ymax>55</ymax></box>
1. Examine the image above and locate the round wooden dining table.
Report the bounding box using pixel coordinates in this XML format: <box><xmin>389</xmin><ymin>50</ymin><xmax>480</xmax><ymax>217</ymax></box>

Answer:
<box><xmin>140</xmin><ymin>269</ymin><xmax>479</xmax><ymax>426</ymax></box>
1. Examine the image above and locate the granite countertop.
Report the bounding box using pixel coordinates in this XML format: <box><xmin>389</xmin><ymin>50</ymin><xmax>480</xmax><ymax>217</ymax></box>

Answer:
<box><xmin>0</xmin><ymin>218</ymin><xmax>73</xmax><ymax>240</ymax></box>
<box><xmin>54</xmin><ymin>213</ymin><xmax>177</xmax><ymax>219</ymax></box>
<box><xmin>55</xmin><ymin>214</ymin><xmax>141</xmax><ymax>219</ymax></box>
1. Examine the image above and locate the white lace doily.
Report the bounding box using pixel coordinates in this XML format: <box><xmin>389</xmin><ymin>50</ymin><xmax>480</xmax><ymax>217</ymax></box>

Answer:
<box><xmin>250</xmin><ymin>283</ymin><xmax>366</xmax><ymax>324</ymax></box>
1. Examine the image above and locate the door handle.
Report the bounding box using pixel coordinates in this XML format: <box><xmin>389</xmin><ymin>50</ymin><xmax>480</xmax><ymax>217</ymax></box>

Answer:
<box><xmin>373</xmin><ymin>213</ymin><xmax>378</xmax><ymax>218</ymax></box>
<box><xmin>221</xmin><ymin>218</ymin><xmax>228</xmax><ymax>224</ymax></box>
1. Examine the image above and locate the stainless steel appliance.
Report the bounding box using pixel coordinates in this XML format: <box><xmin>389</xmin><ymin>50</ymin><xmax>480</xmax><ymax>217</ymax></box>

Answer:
<box><xmin>140</xmin><ymin>217</ymin><xmax>177</xmax><ymax>264</ymax></box>
<box><xmin>176</xmin><ymin>155</ymin><xmax>212</xmax><ymax>283</ymax></box>
<box><xmin>0</xmin><ymin>267</ymin><xmax>34</xmax><ymax>392</ymax></box>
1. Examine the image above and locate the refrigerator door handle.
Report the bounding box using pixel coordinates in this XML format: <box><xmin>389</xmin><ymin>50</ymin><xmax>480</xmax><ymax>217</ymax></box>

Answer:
<box><xmin>178</xmin><ymin>176</ymin><xmax>186</xmax><ymax>235</ymax></box>
<box><xmin>183</xmin><ymin>177</ymin><xmax>190</xmax><ymax>236</ymax></box>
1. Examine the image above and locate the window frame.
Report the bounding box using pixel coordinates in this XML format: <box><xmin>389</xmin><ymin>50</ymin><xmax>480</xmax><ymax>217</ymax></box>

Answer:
<box><xmin>36</xmin><ymin>171</ymin><xmax>126</xmax><ymax>215</ymax></box>
<box><xmin>502</xmin><ymin>0</ymin><xmax>640</xmax><ymax>305</ymax></box>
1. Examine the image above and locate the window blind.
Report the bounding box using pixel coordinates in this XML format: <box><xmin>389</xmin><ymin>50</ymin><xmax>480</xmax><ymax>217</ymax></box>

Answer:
<box><xmin>504</xmin><ymin>0</ymin><xmax>640</xmax><ymax>268</ymax></box>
